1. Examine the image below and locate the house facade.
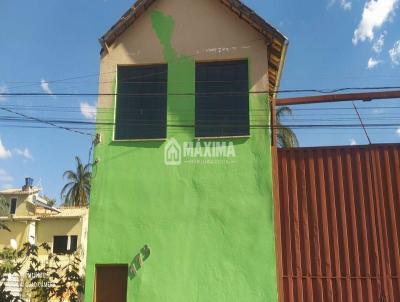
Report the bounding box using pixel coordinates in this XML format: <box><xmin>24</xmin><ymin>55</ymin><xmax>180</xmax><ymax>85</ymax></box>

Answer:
<box><xmin>85</xmin><ymin>0</ymin><xmax>287</xmax><ymax>301</ymax></box>
<box><xmin>0</xmin><ymin>178</ymin><xmax>88</xmax><ymax>299</ymax></box>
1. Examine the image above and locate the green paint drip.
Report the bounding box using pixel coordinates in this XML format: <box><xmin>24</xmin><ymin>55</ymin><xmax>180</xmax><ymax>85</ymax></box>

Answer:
<box><xmin>85</xmin><ymin>9</ymin><xmax>278</xmax><ymax>302</ymax></box>
<box><xmin>151</xmin><ymin>11</ymin><xmax>195</xmax><ymax>131</ymax></box>
<box><xmin>151</xmin><ymin>11</ymin><xmax>177</xmax><ymax>62</ymax></box>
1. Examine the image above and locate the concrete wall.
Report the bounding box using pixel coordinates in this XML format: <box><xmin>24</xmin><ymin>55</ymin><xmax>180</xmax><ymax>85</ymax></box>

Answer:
<box><xmin>0</xmin><ymin>217</ymin><xmax>83</xmax><ymax>252</ymax></box>
<box><xmin>86</xmin><ymin>0</ymin><xmax>277</xmax><ymax>301</ymax></box>
<box><xmin>0</xmin><ymin>194</ymin><xmax>35</xmax><ymax>217</ymax></box>
<box><xmin>0</xmin><ymin>220</ymin><xmax>30</xmax><ymax>249</ymax></box>
<box><xmin>36</xmin><ymin>217</ymin><xmax>83</xmax><ymax>255</ymax></box>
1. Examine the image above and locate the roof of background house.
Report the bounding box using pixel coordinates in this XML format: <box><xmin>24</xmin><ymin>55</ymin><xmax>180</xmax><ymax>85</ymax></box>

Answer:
<box><xmin>0</xmin><ymin>187</ymin><xmax>41</xmax><ymax>196</ymax></box>
<box><xmin>1</xmin><ymin>207</ymin><xmax>88</xmax><ymax>221</ymax></box>
<box><xmin>99</xmin><ymin>0</ymin><xmax>288</xmax><ymax>97</ymax></box>
<box><xmin>36</xmin><ymin>206</ymin><xmax>88</xmax><ymax>219</ymax></box>
<box><xmin>0</xmin><ymin>188</ymin><xmax>63</xmax><ymax>214</ymax></box>
<box><xmin>33</xmin><ymin>196</ymin><xmax>61</xmax><ymax>213</ymax></box>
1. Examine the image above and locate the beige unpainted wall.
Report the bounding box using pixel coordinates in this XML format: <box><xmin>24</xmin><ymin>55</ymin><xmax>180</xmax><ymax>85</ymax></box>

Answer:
<box><xmin>97</xmin><ymin>0</ymin><xmax>269</xmax><ymax>109</ymax></box>
<box><xmin>0</xmin><ymin>194</ymin><xmax>36</xmax><ymax>217</ymax></box>
<box><xmin>0</xmin><ymin>220</ymin><xmax>30</xmax><ymax>249</ymax></box>
<box><xmin>36</xmin><ymin>217</ymin><xmax>83</xmax><ymax>255</ymax></box>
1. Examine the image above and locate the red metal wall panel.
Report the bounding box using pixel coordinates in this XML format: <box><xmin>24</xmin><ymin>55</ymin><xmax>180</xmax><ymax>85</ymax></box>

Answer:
<box><xmin>276</xmin><ymin>144</ymin><xmax>400</xmax><ymax>302</ymax></box>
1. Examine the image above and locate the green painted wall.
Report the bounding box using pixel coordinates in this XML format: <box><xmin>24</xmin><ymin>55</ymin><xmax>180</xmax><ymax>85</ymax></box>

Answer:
<box><xmin>85</xmin><ymin>9</ymin><xmax>277</xmax><ymax>302</ymax></box>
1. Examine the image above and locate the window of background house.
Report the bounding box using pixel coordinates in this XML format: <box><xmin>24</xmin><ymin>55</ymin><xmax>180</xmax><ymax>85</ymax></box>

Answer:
<box><xmin>115</xmin><ymin>65</ymin><xmax>168</xmax><ymax>140</ymax></box>
<box><xmin>10</xmin><ymin>198</ymin><xmax>17</xmax><ymax>215</ymax></box>
<box><xmin>53</xmin><ymin>235</ymin><xmax>78</xmax><ymax>254</ymax></box>
<box><xmin>53</xmin><ymin>236</ymin><xmax>68</xmax><ymax>254</ymax></box>
<box><xmin>70</xmin><ymin>235</ymin><xmax>78</xmax><ymax>252</ymax></box>
<box><xmin>195</xmin><ymin>60</ymin><xmax>249</xmax><ymax>138</ymax></box>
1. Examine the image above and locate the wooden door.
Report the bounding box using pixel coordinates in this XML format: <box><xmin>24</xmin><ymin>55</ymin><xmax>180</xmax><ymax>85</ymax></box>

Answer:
<box><xmin>95</xmin><ymin>265</ymin><xmax>128</xmax><ymax>302</ymax></box>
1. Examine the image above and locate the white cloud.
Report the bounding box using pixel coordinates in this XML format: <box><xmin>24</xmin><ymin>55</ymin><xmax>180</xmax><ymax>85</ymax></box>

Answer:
<box><xmin>328</xmin><ymin>0</ymin><xmax>352</xmax><ymax>10</ymax></box>
<box><xmin>372</xmin><ymin>108</ymin><xmax>385</xmax><ymax>114</ymax></box>
<box><xmin>80</xmin><ymin>102</ymin><xmax>97</xmax><ymax>120</ymax></box>
<box><xmin>353</xmin><ymin>0</ymin><xmax>399</xmax><ymax>45</ymax></box>
<box><xmin>367</xmin><ymin>57</ymin><xmax>383</xmax><ymax>69</ymax></box>
<box><xmin>0</xmin><ymin>84</ymin><xmax>8</xmax><ymax>102</ymax></box>
<box><xmin>389</xmin><ymin>40</ymin><xmax>400</xmax><ymax>64</ymax></box>
<box><xmin>373</xmin><ymin>32</ymin><xmax>386</xmax><ymax>53</ymax></box>
<box><xmin>350</xmin><ymin>138</ymin><xmax>358</xmax><ymax>146</ymax></box>
<box><xmin>396</xmin><ymin>128</ymin><xmax>400</xmax><ymax>136</ymax></box>
<box><xmin>0</xmin><ymin>169</ymin><xmax>13</xmax><ymax>184</ymax></box>
<box><xmin>341</xmin><ymin>0</ymin><xmax>352</xmax><ymax>10</ymax></box>
<box><xmin>0</xmin><ymin>139</ymin><xmax>12</xmax><ymax>159</ymax></box>
<box><xmin>14</xmin><ymin>148</ymin><xmax>33</xmax><ymax>160</ymax></box>
<box><xmin>40</xmin><ymin>79</ymin><xmax>53</xmax><ymax>95</ymax></box>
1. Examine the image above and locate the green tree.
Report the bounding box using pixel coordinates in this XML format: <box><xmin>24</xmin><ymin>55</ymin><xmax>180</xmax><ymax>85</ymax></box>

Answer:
<box><xmin>26</xmin><ymin>243</ymin><xmax>84</xmax><ymax>302</ymax></box>
<box><xmin>276</xmin><ymin>106</ymin><xmax>299</xmax><ymax>148</ymax></box>
<box><xmin>61</xmin><ymin>157</ymin><xmax>91</xmax><ymax>207</ymax></box>
<box><xmin>0</xmin><ymin>196</ymin><xmax>10</xmax><ymax>232</ymax></box>
<box><xmin>0</xmin><ymin>243</ymin><xmax>84</xmax><ymax>302</ymax></box>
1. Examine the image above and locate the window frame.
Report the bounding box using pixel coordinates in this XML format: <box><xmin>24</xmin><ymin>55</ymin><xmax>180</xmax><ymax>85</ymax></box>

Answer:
<box><xmin>113</xmin><ymin>64</ymin><xmax>169</xmax><ymax>142</ymax></box>
<box><xmin>70</xmin><ymin>235</ymin><xmax>78</xmax><ymax>253</ymax></box>
<box><xmin>53</xmin><ymin>235</ymin><xmax>79</xmax><ymax>254</ymax></box>
<box><xmin>194</xmin><ymin>59</ymin><xmax>250</xmax><ymax>139</ymax></box>
<box><xmin>10</xmin><ymin>198</ymin><xmax>17</xmax><ymax>215</ymax></box>
<box><xmin>53</xmin><ymin>235</ymin><xmax>68</xmax><ymax>254</ymax></box>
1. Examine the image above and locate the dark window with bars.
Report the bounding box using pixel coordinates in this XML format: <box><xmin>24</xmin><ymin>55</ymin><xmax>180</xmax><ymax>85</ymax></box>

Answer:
<box><xmin>53</xmin><ymin>235</ymin><xmax>78</xmax><ymax>254</ymax></box>
<box><xmin>195</xmin><ymin>60</ymin><xmax>249</xmax><ymax>138</ymax></box>
<box><xmin>115</xmin><ymin>65</ymin><xmax>168</xmax><ymax>140</ymax></box>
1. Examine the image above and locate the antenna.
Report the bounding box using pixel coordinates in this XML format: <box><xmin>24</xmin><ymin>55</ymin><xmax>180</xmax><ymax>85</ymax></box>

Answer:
<box><xmin>37</xmin><ymin>178</ymin><xmax>43</xmax><ymax>192</ymax></box>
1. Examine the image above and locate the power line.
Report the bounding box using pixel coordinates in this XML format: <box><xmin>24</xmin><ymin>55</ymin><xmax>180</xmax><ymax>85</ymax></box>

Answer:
<box><xmin>5</xmin><ymin>38</ymin><xmax>266</xmax><ymax>89</ymax></box>
<box><xmin>2</xmin><ymin>86</ymin><xmax>400</xmax><ymax>97</ymax></box>
<box><xmin>8</xmin><ymin>74</ymin><xmax>400</xmax><ymax>86</ymax></box>
<box><xmin>0</xmin><ymin>114</ymin><xmax>398</xmax><ymax>129</ymax></box>
<box><xmin>0</xmin><ymin>106</ymin><xmax>93</xmax><ymax>137</ymax></box>
<box><xmin>6</xmin><ymin>71</ymin><xmax>116</xmax><ymax>90</ymax></box>
<box><xmin>1</xmin><ymin>105</ymin><xmax>400</xmax><ymax>114</ymax></box>
<box><xmin>3</xmin><ymin>115</ymin><xmax>400</xmax><ymax>123</ymax></box>
<box><xmin>352</xmin><ymin>101</ymin><xmax>372</xmax><ymax>144</ymax></box>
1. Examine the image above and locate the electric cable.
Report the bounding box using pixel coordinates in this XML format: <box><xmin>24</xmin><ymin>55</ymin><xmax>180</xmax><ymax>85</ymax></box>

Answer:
<box><xmin>2</xmin><ymin>86</ymin><xmax>400</xmax><ymax>97</ymax></box>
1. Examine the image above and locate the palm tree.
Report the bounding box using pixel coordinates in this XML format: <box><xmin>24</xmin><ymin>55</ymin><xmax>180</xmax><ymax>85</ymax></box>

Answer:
<box><xmin>276</xmin><ymin>106</ymin><xmax>299</xmax><ymax>148</ymax></box>
<box><xmin>61</xmin><ymin>156</ymin><xmax>92</xmax><ymax>206</ymax></box>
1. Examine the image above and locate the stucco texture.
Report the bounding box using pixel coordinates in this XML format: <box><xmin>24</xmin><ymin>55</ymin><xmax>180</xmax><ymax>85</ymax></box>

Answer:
<box><xmin>36</xmin><ymin>217</ymin><xmax>82</xmax><ymax>255</ymax></box>
<box><xmin>85</xmin><ymin>0</ymin><xmax>277</xmax><ymax>301</ymax></box>
<box><xmin>0</xmin><ymin>221</ymin><xmax>29</xmax><ymax>249</ymax></box>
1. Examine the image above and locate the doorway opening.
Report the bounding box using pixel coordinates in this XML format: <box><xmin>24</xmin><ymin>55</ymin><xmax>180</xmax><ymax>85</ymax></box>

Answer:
<box><xmin>95</xmin><ymin>264</ymin><xmax>128</xmax><ymax>302</ymax></box>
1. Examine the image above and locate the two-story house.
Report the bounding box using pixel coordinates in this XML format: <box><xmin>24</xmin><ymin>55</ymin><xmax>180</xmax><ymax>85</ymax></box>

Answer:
<box><xmin>85</xmin><ymin>0</ymin><xmax>287</xmax><ymax>301</ymax></box>
<box><xmin>0</xmin><ymin>178</ymin><xmax>88</xmax><ymax>299</ymax></box>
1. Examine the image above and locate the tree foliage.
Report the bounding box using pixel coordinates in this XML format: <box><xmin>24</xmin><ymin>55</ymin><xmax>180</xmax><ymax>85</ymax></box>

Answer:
<box><xmin>276</xmin><ymin>106</ymin><xmax>299</xmax><ymax>148</ymax></box>
<box><xmin>0</xmin><ymin>243</ymin><xmax>84</xmax><ymax>302</ymax></box>
<box><xmin>0</xmin><ymin>247</ymin><xmax>24</xmax><ymax>302</ymax></box>
<box><xmin>61</xmin><ymin>156</ymin><xmax>92</xmax><ymax>206</ymax></box>
<box><xmin>0</xmin><ymin>196</ymin><xmax>11</xmax><ymax>232</ymax></box>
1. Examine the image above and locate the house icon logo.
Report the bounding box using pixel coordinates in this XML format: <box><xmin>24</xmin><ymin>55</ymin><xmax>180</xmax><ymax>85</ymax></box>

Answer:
<box><xmin>164</xmin><ymin>138</ymin><xmax>182</xmax><ymax>166</ymax></box>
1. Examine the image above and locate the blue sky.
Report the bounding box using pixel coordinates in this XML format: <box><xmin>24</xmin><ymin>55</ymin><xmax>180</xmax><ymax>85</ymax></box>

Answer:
<box><xmin>0</xmin><ymin>0</ymin><xmax>399</xmax><ymax>202</ymax></box>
